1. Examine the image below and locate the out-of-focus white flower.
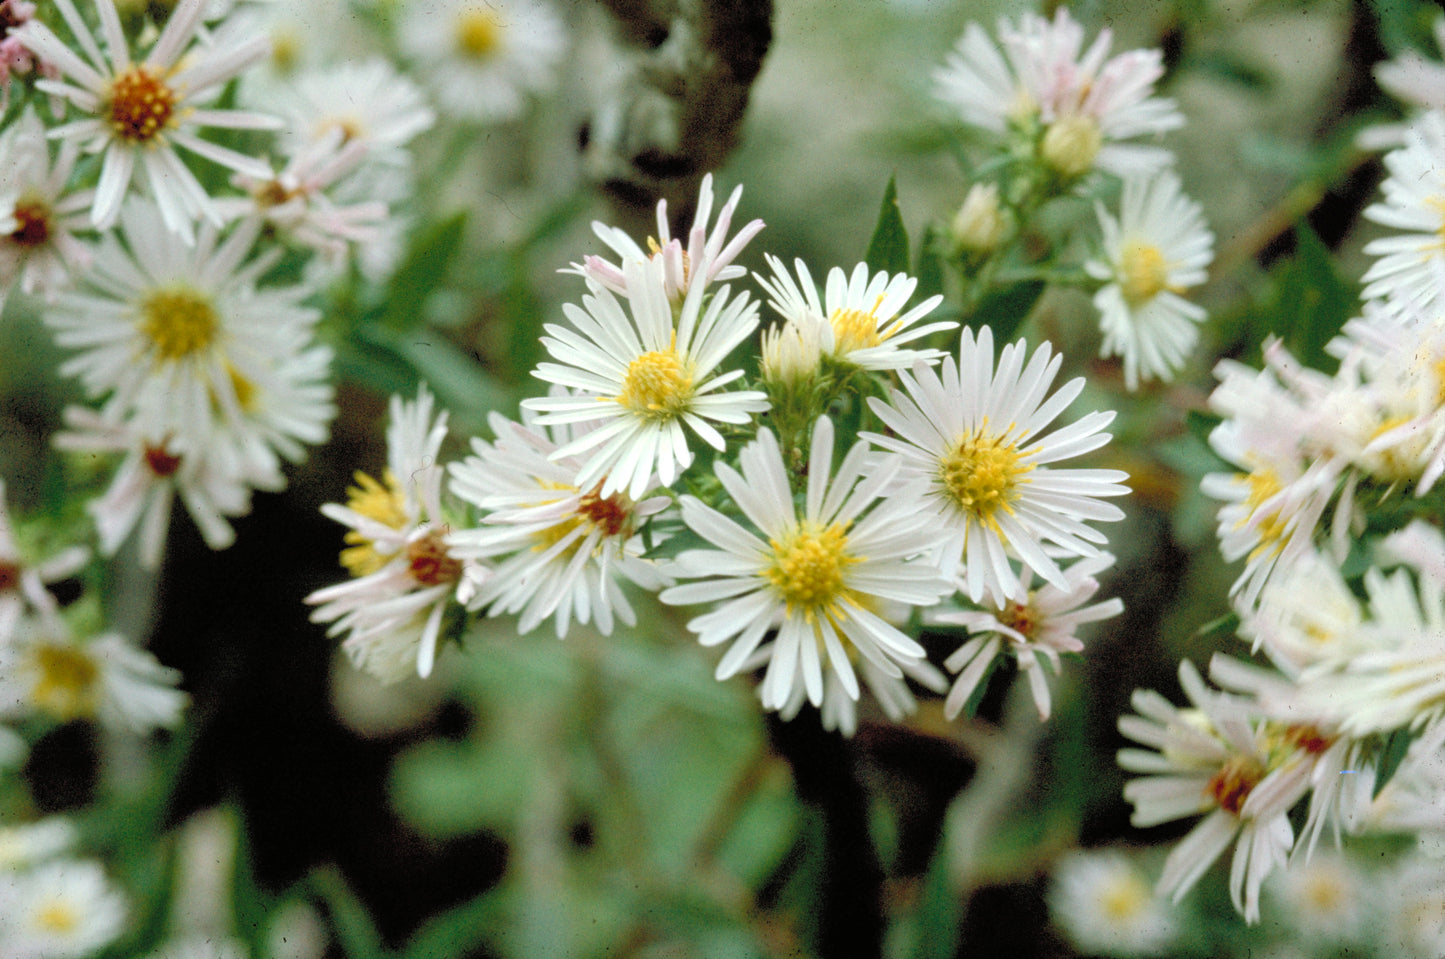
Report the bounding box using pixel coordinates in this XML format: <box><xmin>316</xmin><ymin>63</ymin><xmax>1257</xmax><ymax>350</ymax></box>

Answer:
<box><xmin>0</xmin><ymin>618</ymin><xmax>186</xmax><ymax>732</ymax></box>
<box><xmin>864</xmin><ymin>326</ymin><xmax>1128</xmax><ymax>604</ymax></box>
<box><xmin>1362</xmin><ymin>112</ymin><xmax>1445</xmax><ymax>317</ymax></box>
<box><xmin>525</xmin><ymin>256</ymin><xmax>767</xmax><ymax>500</ymax></box>
<box><xmin>754</xmin><ymin>257</ymin><xmax>952</xmax><ymax>372</ymax></box>
<box><xmin>1264</xmin><ymin>850</ymin><xmax>1369</xmax><ymax>946</ymax></box>
<box><xmin>1379</xmin><ymin>853</ymin><xmax>1445</xmax><ymax>959</ymax></box>
<box><xmin>0</xmin><ymin>859</ymin><xmax>128</xmax><ymax>959</ymax></box>
<box><xmin>933</xmin><ymin>9</ymin><xmax>1183</xmax><ymax>178</ymax></box>
<box><xmin>1361</xmin><ymin>18</ymin><xmax>1445</xmax><ymax>149</ymax></box>
<box><xmin>307</xmin><ymin>389</ymin><xmax>474</xmax><ymax>684</ymax></box>
<box><xmin>933</xmin><ymin>552</ymin><xmax>1123</xmax><ymax>720</ymax></box>
<box><xmin>0</xmin><ymin>106</ymin><xmax>92</xmax><ymax>313</ymax></box>
<box><xmin>399</xmin><ymin>0</ymin><xmax>565</xmax><ymax>122</ymax></box>
<box><xmin>1086</xmin><ymin>171</ymin><xmax>1213</xmax><ymax>390</ymax></box>
<box><xmin>16</xmin><ymin>0</ymin><xmax>278</xmax><ymax>241</ymax></box>
<box><xmin>660</xmin><ymin>418</ymin><xmax>953</xmax><ymax>719</ymax></box>
<box><xmin>1048</xmin><ymin>849</ymin><xmax>1179</xmax><ymax>958</ymax></box>
<box><xmin>1117</xmin><ymin>661</ymin><xmax>1317</xmax><ymax>923</ymax></box>
<box><xmin>45</xmin><ymin>201</ymin><xmax>333</xmax><ymax>495</ymax></box>
<box><xmin>53</xmin><ymin>405</ymin><xmax>256</xmax><ymax>568</ymax></box>
<box><xmin>1240</xmin><ymin>548</ymin><xmax>1368</xmax><ymax>675</ymax></box>
<box><xmin>446</xmin><ymin>406</ymin><xmax>672</xmax><ymax>638</ymax></box>
<box><xmin>0</xmin><ymin>819</ymin><xmax>78</xmax><ymax>872</ymax></box>
<box><xmin>266</xmin><ymin>58</ymin><xmax>434</xmax><ymax>166</ymax></box>
<box><xmin>571</xmin><ymin>173</ymin><xmax>765</xmax><ymax>305</ymax></box>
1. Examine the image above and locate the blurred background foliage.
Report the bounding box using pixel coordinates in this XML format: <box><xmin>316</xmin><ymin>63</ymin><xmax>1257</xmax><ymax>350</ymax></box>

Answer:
<box><xmin>2</xmin><ymin>0</ymin><xmax>1436</xmax><ymax>956</ymax></box>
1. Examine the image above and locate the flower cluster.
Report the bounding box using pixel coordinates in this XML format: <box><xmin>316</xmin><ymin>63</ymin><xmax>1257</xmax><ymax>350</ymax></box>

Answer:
<box><xmin>307</xmin><ymin>171</ymin><xmax>1130</xmax><ymax>740</ymax></box>
<box><xmin>932</xmin><ymin>9</ymin><xmax>1215</xmax><ymax>391</ymax></box>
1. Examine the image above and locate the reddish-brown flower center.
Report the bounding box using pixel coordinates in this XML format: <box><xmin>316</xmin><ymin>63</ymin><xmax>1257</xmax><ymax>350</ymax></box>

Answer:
<box><xmin>108</xmin><ymin>65</ymin><xmax>177</xmax><ymax>143</ymax></box>
<box><xmin>0</xmin><ymin>559</ymin><xmax>19</xmax><ymax>592</ymax></box>
<box><xmin>1283</xmin><ymin>724</ymin><xmax>1334</xmax><ymax>755</ymax></box>
<box><xmin>406</xmin><ymin>531</ymin><xmax>461</xmax><ymax>587</ymax></box>
<box><xmin>998</xmin><ymin>600</ymin><xmax>1035</xmax><ymax>639</ymax></box>
<box><xmin>1206</xmin><ymin>755</ymin><xmax>1263</xmax><ymax>816</ymax></box>
<box><xmin>144</xmin><ymin>444</ymin><xmax>182</xmax><ymax>478</ymax></box>
<box><xmin>9</xmin><ymin>199</ymin><xmax>51</xmax><ymax>247</ymax></box>
<box><xmin>576</xmin><ymin>485</ymin><xmax>631</xmax><ymax>538</ymax></box>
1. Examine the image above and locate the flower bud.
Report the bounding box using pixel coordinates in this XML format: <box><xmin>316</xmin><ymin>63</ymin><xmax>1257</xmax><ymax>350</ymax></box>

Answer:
<box><xmin>950</xmin><ymin>183</ymin><xmax>1007</xmax><ymax>254</ymax></box>
<box><xmin>1040</xmin><ymin>114</ymin><xmax>1103</xmax><ymax>179</ymax></box>
<box><xmin>761</xmin><ymin>315</ymin><xmax>824</xmax><ymax>389</ymax></box>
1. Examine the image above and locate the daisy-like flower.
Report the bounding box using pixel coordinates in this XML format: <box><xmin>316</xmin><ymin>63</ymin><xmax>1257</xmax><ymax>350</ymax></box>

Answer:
<box><xmin>306</xmin><ymin>389</ymin><xmax>474</xmax><ymax>684</ymax></box>
<box><xmin>0</xmin><ymin>859</ymin><xmax>128</xmax><ymax>959</ymax></box>
<box><xmin>0</xmin><ymin>480</ymin><xmax>89</xmax><ymax>642</ymax></box>
<box><xmin>1086</xmin><ymin>171</ymin><xmax>1214</xmax><ymax>390</ymax></box>
<box><xmin>1379</xmin><ymin>854</ymin><xmax>1445</xmax><ymax>959</ymax></box>
<box><xmin>446</xmin><ymin>406</ymin><xmax>672</xmax><ymax>638</ymax></box>
<box><xmin>659</xmin><ymin>417</ymin><xmax>954</xmax><ymax>715</ymax></box>
<box><xmin>0</xmin><ymin>107</ymin><xmax>93</xmax><ymax>314</ymax></box>
<box><xmin>1263</xmin><ymin>851</ymin><xmax>1369</xmax><ymax>947</ymax></box>
<box><xmin>1361</xmin><ymin>111</ymin><xmax>1445</xmax><ymax>316</ymax></box>
<box><xmin>754</xmin><ymin>256</ymin><xmax>953</xmax><ymax>372</ymax></box>
<box><xmin>45</xmin><ymin>200</ymin><xmax>330</xmax><ymax>476</ymax></box>
<box><xmin>1360</xmin><ymin>17</ymin><xmax>1445</xmax><ymax>149</ymax></box>
<box><xmin>0</xmin><ymin>819</ymin><xmax>78</xmax><ymax>872</ymax></box>
<box><xmin>15</xmin><ymin>0</ymin><xmax>279</xmax><ymax>240</ymax></box>
<box><xmin>54</xmin><ymin>405</ymin><xmax>256</xmax><ymax>567</ymax></box>
<box><xmin>525</xmin><ymin>256</ymin><xmax>768</xmax><ymax>500</ymax></box>
<box><xmin>265</xmin><ymin>59</ymin><xmax>434</xmax><ymax>167</ymax></box>
<box><xmin>1048</xmin><ymin>849</ymin><xmax>1179</xmax><ymax>958</ymax></box>
<box><xmin>398</xmin><ymin>0</ymin><xmax>565</xmax><ymax>122</ymax></box>
<box><xmin>932</xmin><ymin>552</ymin><xmax>1123</xmax><ymax>721</ymax></box>
<box><xmin>0</xmin><ymin>616</ymin><xmax>187</xmax><ymax>733</ymax></box>
<box><xmin>571</xmin><ymin>172</ymin><xmax>766</xmax><ymax>305</ymax></box>
<box><xmin>863</xmin><ymin>326</ymin><xmax>1128</xmax><ymax>604</ymax></box>
<box><xmin>1117</xmin><ymin>661</ymin><xmax>1320</xmax><ymax>923</ymax></box>
<box><xmin>933</xmin><ymin>9</ymin><xmax>1183</xmax><ymax>178</ymax></box>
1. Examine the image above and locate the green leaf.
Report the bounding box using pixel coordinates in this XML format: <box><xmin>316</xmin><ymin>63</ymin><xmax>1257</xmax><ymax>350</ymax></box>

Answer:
<box><xmin>308</xmin><ymin>866</ymin><xmax>388</xmax><ymax>959</ymax></box>
<box><xmin>380</xmin><ymin>211</ymin><xmax>469</xmax><ymax>331</ymax></box>
<box><xmin>906</xmin><ymin>843</ymin><xmax>961</xmax><ymax>959</ymax></box>
<box><xmin>1373</xmin><ymin>727</ymin><xmax>1415</xmax><ymax>799</ymax></box>
<box><xmin>1252</xmin><ymin>222</ymin><xmax>1358</xmax><ymax>372</ymax></box>
<box><xmin>966</xmin><ymin>279</ymin><xmax>1045</xmax><ymax>344</ymax></box>
<box><xmin>865</xmin><ymin>175</ymin><xmax>910</xmax><ymax>276</ymax></box>
<box><xmin>915</xmin><ymin>224</ymin><xmax>946</xmax><ymax>304</ymax></box>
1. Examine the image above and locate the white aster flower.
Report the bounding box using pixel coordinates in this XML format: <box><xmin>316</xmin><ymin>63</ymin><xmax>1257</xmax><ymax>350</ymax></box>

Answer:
<box><xmin>1117</xmin><ymin>661</ymin><xmax>1319</xmax><ymax>923</ymax></box>
<box><xmin>45</xmin><ymin>200</ymin><xmax>330</xmax><ymax>479</ymax></box>
<box><xmin>0</xmin><ymin>859</ymin><xmax>128</xmax><ymax>959</ymax></box>
<box><xmin>933</xmin><ymin>9</ymin><xmax>1183</xmax><ymax>178</ymax></box>
<box><xmin>1048</xmin><ymin>849</ymin><xmax>1178</xmax><ymax>958</ymax></box>
<box><xmin>0</xmin><ymin>617</ymin><xmax>187</xmax><ymax>732</ymax></box>
<box><xmin>54</xmin><ymin>405</ymin><xmax>256</xmax><ymax>567</ymax></box>
<box><xmin>1240</xmin><ymin>548</ymin><xmax>1369</xmax><ymax>675</ymax></box>
<box><xmin>525</xmin><ymin>256</ymin><xmax>768</xmax><ymax>500</ymax></box>
<box><xmin>932</xmin><ymin>552</ymin><xmax>1123</xmax><ymax>721</ymax></box>
<box><xmin>0</xmin><ymin>106</ymin><xmax>92</xmax><ymax>313</ymax></box>
<box><xmin>1362</xmin><ymin>112</ymin><xmax>1445</xmax><ymax>316</ymax></box>
<box><xmin>306</xmin><ymin>389</ymin><xmax>473</xmax><ymax>684</ymax></box>
<box><xmin>754</xmin><ymin>256</ymin><xmax>953</xmax><ymax>372</ymax></box>
<box><xmin>1264</xmin><ymin>850</ymin><xmax>1369</xmax><ymax>947</ymax></box>
<box><xmin>659</xmin><ymin>417</ymin><xmax>953</xmax><ymax>716</ymax></box>
<box><xmin>571</xmin><ymin>172</ymin><xmax>765</xmax><ymax>305</ymax></box>
<box><xmin>446</xmin><ymin>407</ymin><xmax>672</xmax><ymax>638</ymax></box>
<box><xmin>1380</xmin><ymin>854</ymin><xmax>1445</xmax><ymax>959</ymax></box>
<box><xmin>864</xmin><ymin>326</ymin><xmax>1128</xmax><ymax>604</ymax></box>
<box><xmin>16</xmin><ymin>0</ymin><xmax>279</xmax><ymax>240</ymax></box>
<box><xmin>398</xmin><ymin>0</ymin><xmax>565</xmax><ymax>122</ymax></box>
<box><xmin>0</xmin><ymin>819</ymin><xmax>78</xmax><ymax>872</ymax></box>
<box><xmin>1086</xmin><ymin>170</ymin><xmax>1214</xmax><ymax>389</ymax></box>
<box><xmin>265</xmin><ymin>58</ymin><xmax>433</xmax><ymax>166</ymax></box>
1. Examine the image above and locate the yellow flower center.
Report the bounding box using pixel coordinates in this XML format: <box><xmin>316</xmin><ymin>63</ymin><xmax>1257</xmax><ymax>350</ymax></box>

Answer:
<box><xmin>29</xmin><ymin>642</ymin><xmax>99</xmax><ymax>722</ymax></box>
<box><xmin>1098</xmin><ymin>872</ymin><xmax>1151</xmax><ymax>922</ymax></box>
<box><xmin>1239</xmin><ymin>468</ymin><xmax>1287</xmax><ymax>558</ymax></box>
<box><xmin>36</xmin><ymin>900</ymin><xmax>80</xmax><ymax>934</ymax></box>
<box><xmin>1119</xmin><ymin>240</ymin><xmax>1170</xmax><ymax>306</ymax></box>
<box><xmin>617</xmin><ymin>347</ymin><xmax>694</xmax><ymax>420</ymax></box>
<box><xmin>998</xmin><ymin>599</ymin><xmax>1036</xmax><ymax>640</ymax></box>
<box><xmin>455</xmin><ymin>8</ymin><xmax>502</xmax><ymax>58</ymax></box>
<box><xmin>9</xmin><ymin>198</ymin><xmax>51</xmax><ymax>248</ymax></box>
<box><xmin>339</xmin><ymin>470</ymin><xmax>409</xmax><ymax>577</ymax></box>
<box><xmin>107</xmin><ymin>64</ymin><xmax>177</xmax><ymax>143</ymax></box>
<box><xmin>766</xmin><ymin>521</ymin><xmax>857</xmax><ymax>618</ymax></box>
<box><xmin>139</xmin><ymin>287</ymin><xmax>220</xmax><ymax>362</ymax></box>
<box><xmin>1302</xmin><ymin>869</ymin><xmax>1347</xmax><ymax>914</ymax></box>
<box><xmin>270</xmin><ymin>26</ymin><xmax>302</xmax><ymax>72</ymax></box>
<box><xmin>1039</xmin><ymin>114</ymin><xmax>1102</xmax><ymax>178</ymax></box>
<box><xmin>938</xmin><ymin>424</ymin><xmax>1032</xmax><ymax>529</ymax></box>
<box><xmin>828</xmin><ymin>294</ymin><xmax>894</xmax><ymax>356</ymax></box>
